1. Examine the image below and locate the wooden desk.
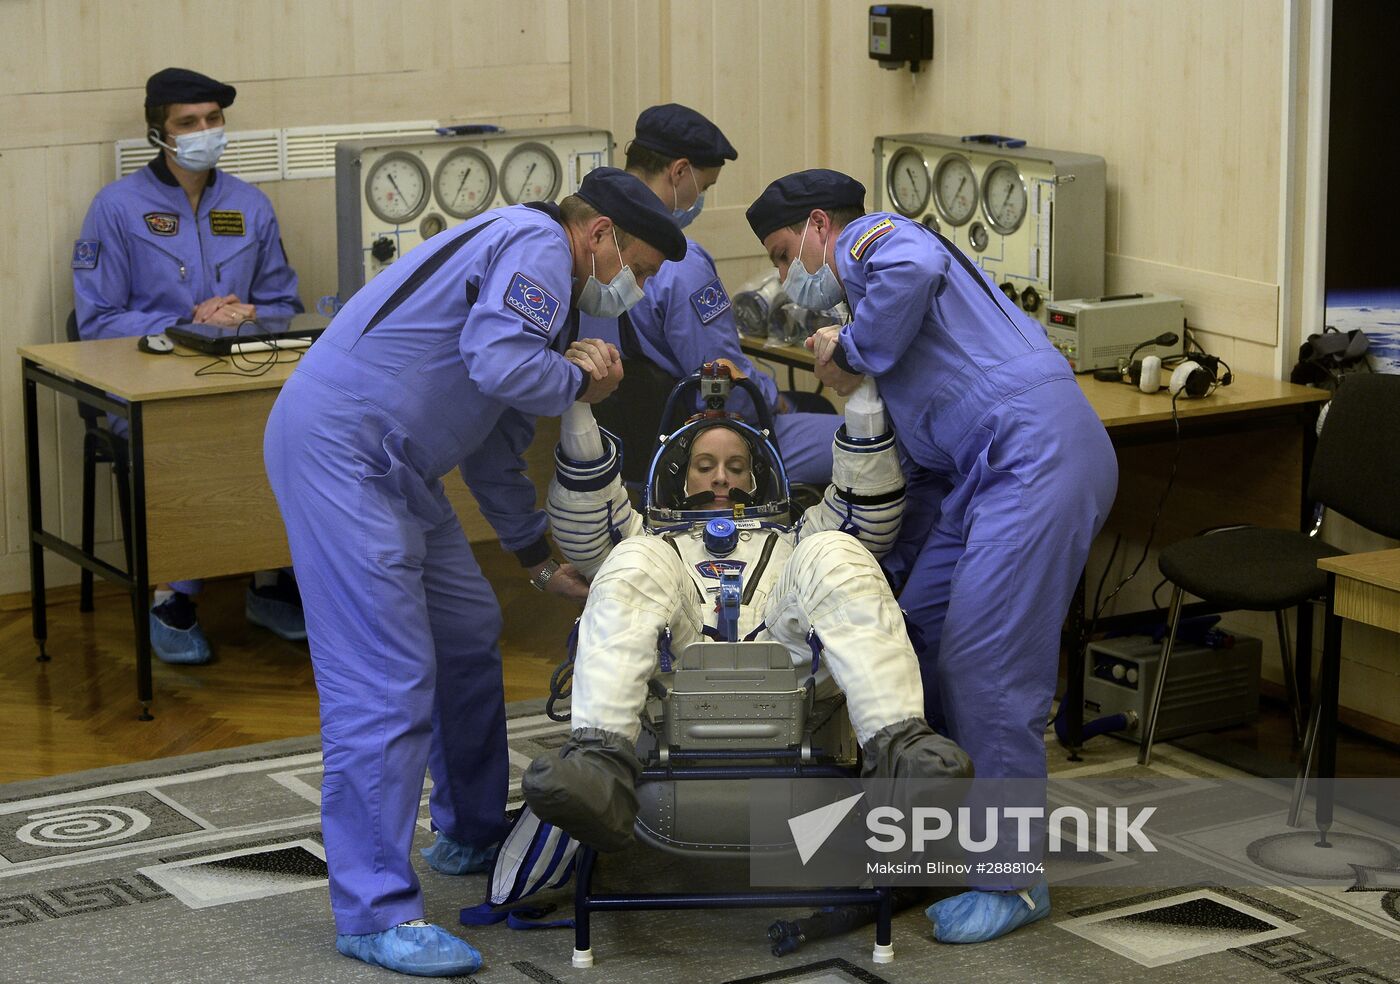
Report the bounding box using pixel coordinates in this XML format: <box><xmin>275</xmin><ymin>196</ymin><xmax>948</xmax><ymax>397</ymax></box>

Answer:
<box><xmin>739</xmin><ymin>335</ymin><xmax>1332</xmax><ymax>750</ymax></box>
<box><xmin>1301</xmin><ymin>550</ymin><xmax>1400</xmax><ymax>834</ymax></box>
<box><xmin>20</xmin><ymin>338</ymin><xmax>548</xmax><ymax>717</ymax></box>
<box><xmin>1319</xmin><ymin>549</ymin><xmax>1400</xmax><ymax>635</ymax></box>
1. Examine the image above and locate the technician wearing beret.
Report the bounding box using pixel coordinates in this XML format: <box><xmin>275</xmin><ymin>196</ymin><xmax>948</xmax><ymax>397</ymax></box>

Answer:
<box><xmin>264</xmin><ymin>167</ymin><xmax>684</xmax><ymax>977</ymax></box>
<box><xmin>579</xmin><ymin>104</ymin><xmax>839</xmax><ymax>484</ymax></box>
<box><xmin>748</xmin><ymin>170</ymin><xmax>1117</xmax><ymax>944</ymax></box>
<box><xmin>72</xmin><ymin>67</ymin><xmax>305</xmax><ymax>664</ymax></box>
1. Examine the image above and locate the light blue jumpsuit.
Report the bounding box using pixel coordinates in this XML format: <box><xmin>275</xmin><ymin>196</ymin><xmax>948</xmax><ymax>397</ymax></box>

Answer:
<box><xmin>73</xmin><ymin>154</ymin><xmax>302</xmax><ymax>596</ymax></box>
<box><xmin>579</xmin><ymin>239</ymin><xmax>839</xmax><ymax>483</ymax></box>
<box><xmin>830</xmin><ymin>213</ymin><xmax>1118</xmax><ymax>886</ymax></box>
<box><xmin>263</xmin><ymin>203</ymin><xmax>589</xmax><ymax>934</ymax></box>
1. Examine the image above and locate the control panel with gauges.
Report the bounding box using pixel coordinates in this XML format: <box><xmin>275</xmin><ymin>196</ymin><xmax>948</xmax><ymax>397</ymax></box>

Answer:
<box><xmin>335</xmin><ymin>126</ymin><xmax>611</xmax><ymax>302</ymax></box>
<box><xmin>872</xmin><ymin>133</ymin><xmax>1105</xmax><ymax>323</ymax></box>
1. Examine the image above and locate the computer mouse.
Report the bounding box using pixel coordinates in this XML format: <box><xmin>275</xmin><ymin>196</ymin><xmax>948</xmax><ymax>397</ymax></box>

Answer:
<box><xmin>138</xmin><ymin>334</ymin><xmax>174</xmax><ymax>354</ymax></box>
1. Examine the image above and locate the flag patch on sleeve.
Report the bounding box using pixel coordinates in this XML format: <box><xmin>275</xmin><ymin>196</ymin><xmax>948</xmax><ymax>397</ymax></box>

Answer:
<box><xmin>71</xmin><ymin>240</ymin><xmax>101</xmax><ymax>269</ymax></box>
<box><xmin>689</xmin><ymin>278</ymin><xmax>732</xmax><ymax>325</ymax></box>
<box><xmin>504</xmin><ymin>272</ymin><xmax>561</xmax><ymax>337</ymax></box>
<box><xmin>849</xmin><ymin>217</ymin><xmax>895</xmax><ymax>260</ymax></box>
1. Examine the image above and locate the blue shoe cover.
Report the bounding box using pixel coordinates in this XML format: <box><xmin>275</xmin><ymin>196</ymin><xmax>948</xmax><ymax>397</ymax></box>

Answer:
<box><xmin>149</xmin><ymin>611</ymin><xmax>212</xmax><ymax>665</ymax></box>
<box><xmin>926</xmin><ymin>882</ymin><xmax>1051</xmax><ymax>943</ymax></box>
<box><xmin>421</xmin><ymin>833</ymin><xmax>498</xmax><ymax>875</ymax></box>
<box><xmin>245</xmin><ymin>588</ymin><xmax>307</xmax><ymax>641</ymax></box>
<box><xmin>335</xmin><ymin>921</ymin><xmax>482</xmax><ymax>977</ymax></box>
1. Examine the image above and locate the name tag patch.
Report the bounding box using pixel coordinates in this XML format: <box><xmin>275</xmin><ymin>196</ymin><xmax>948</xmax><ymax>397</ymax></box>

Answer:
<box><xmin>504</xmin><ymin>272</ymin><xmax>561</xmax><ymax>337</ymax></box>
<box><xmin>689</xmin><ymin>278</ymin><xmax>732</xmax><ymax>325</ymax></box>
<box><xmin>209</xmin><ymin>210</ymin><xmax>246</xmax><ymax>236</ymax></box>
<box><xmin>695</xmin><ymin>559</ymin><xmax>747</xmax><ymax>580</ymax></box>
<box><xmin>71</xmin><ymin>240</ymin><xmax>101</xmax><ymax>269</ymax></box>
<box><xmin>144</xmin><ymin>212</ymin><xmax>179</xmax><ymax>236</ymax></box>
<box><xmin>849</xmin><ymin>217</ymin><xmax>895</xmax><ymax>260</ymax></box>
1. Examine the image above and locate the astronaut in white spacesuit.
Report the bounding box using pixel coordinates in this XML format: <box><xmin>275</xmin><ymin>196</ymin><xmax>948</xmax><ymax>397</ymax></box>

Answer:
<box><xmin>522</xmin><ymin>367</ymin><xmax>971</xmax><ymax>852</ymax></box>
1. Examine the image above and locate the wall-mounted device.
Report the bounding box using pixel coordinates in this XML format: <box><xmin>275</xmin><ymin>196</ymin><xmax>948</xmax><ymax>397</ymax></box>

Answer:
<box><xmin>1045</xmin><ymin>292</ymin><xmax>1185</xmax><ymax>373</ymax></box>
<box><xmin>868</xmin><ymin>5</ymin><xmax>932</xmax><ymax>72</ymax></box>
<box><xmin>873</xmin><ymin>133</ymin><xmax>1104</xmax><ymax>324</ymax></box>
<box><xmin>335</xmin><ymin>126</ymin><xmax>611</xmax><ymax>302</ymax></box>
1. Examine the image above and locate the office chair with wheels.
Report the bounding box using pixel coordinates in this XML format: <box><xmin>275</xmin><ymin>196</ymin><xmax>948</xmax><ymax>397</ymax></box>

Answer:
<box><xmin>1140</xmin><ymin>373</ymin><xmax>1400</xmax><ymax>771</ymax></box>
<box><xmin>65</xmin><ymin>310</ymin><xmax>134</xmax><ymax>612</ymax></box>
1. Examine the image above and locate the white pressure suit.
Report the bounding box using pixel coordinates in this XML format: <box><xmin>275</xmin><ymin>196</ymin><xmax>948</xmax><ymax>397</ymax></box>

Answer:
<box><xmin>522</xmin><ymin>382</ymin><xmax>972</xmax><ymax>851</ymax></box>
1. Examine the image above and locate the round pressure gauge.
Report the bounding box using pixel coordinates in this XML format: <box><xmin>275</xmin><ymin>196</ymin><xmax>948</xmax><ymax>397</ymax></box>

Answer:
<box><xmin>419</xmin><ymin>213</ymin><xmax>446</xmax><ymax>240</ymax></box>
<box><xmin>981</xmin><ymin>160</ymin><xmax>1028</xmax><ymax>235</ymax></box>
<box><xmin>500</xmin><ymin>142</ymin><xmax>562</xmax><ymax>204</ymax></box>
<box><xmin>886</xmin><ymin>147</ymin><xmax>931</xmax><ymax>218</ymax></box>
<box><xmin>364</xmin><ymin>152</ymin><xmax>430</xmax><ymax>225</ymax></box>
<box><xmin>434</xmin><ymin>147</ymin><xmax>496</xmax><ymax>219</ymax></box>
<box><xmin>932</xmin><ymin>154</ymin><xmax>977</xmax><ymax>226</ymax></box>
<box><xmin>968</xmin><ymin>221</ymin><xmax>990</xmax><ymax>252</ymax></box>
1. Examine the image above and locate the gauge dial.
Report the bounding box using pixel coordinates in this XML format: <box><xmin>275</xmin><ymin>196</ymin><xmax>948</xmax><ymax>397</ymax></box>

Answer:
<box><xmin>500</xmin><ymin>142</ymin><xmax>562</xmax><ymax>204</ymax></box>
<box><xmin>921</xmin><ymin>213</ymin><xmax>941</xmax><ymax>234</ymax></box>
<box><xmin>886</xmin><ymin>148</ymin><xmax>931</xmax><ymax>217</ymax></box>
<box><xmin>981</xmin><ymin>160</ymin><xmax>1028</xmax><ymax>235</ymax></box>
<box><xmin>434</xmin><ymin>147</ymin><xmax>496</xmax><ymax>219</ymax></box>
<box><xmin>419</xmin><ymin>213</ymin><xmax>446</xmax><ymax>239</ymax></box>
<box><xmin>968</xmin><ymin>221</ymin><xmax>990</xmax><ymax>252</ymax></box>
<box><xmin>932</xmin><ymin>154</ymin><xmax>977</xmax><ymax>226</ymax></box>
<box><xmin>365</xmin><ymin>152</ymin><xmax>430</xmax><ymax>225</ymax></box>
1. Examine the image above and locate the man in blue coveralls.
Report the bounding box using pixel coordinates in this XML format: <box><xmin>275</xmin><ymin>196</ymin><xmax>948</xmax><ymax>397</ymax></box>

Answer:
<box><xmin>72</xmin><ymin>67</ymin><xmax>306</xmax><ymax>664</ymax></box>
<box><xmin>748</xmin><ymin>170</ymin><xmax>1118</xmax><ymax>944</ymax></box>
<box><xmin>579</xmin><ymin>104</ymin><xmax>840</xmax><ymax>484</ymax></box>
<box><xmin>264</xmin><ymin>167</ymin><xmax>686</xmax><ymax>977</ymax></box>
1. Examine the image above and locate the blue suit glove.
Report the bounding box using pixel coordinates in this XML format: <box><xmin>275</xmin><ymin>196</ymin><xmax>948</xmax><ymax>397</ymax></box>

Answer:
<box><xmin>335</xmin><ymin>921</ymin><xmax>482</xmax><ymax>977</ymax></box>
<box><xmin>926</xmin><ymin>881</ymin><xmax>1051</xmax><ymax>943</ymax></box>
<box><xmin>421</xmin><ymin>832</ymin><xmax>499</xmax><ymax>875</ymax></box>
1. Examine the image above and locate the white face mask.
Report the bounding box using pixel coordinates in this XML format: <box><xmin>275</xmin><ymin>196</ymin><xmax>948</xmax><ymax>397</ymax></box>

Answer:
<box><xmin>577</xmin><ymin>227</ymin><xmax>645</xmax><ymax>318</ymax></box>
<box><xmin>155</xmin><ymin>126</ymin><xmax>228</xmax><ymax>172</ymax></box>
<box><xmin>672</xmin><ymin>168</ymin><xmax>704</xmax><ymax>229</ymax></box>
<box><xmin>781</xmin><ymin>218</ymin><xmax>844</xmax><ymax>311</ymax></box>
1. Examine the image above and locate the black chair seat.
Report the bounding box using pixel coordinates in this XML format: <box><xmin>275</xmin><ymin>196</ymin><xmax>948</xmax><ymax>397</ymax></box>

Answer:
<box><xmin>1159</xmin><ymin>527</ymin><xmax>1344</xmax><ymax>610</ymax></box>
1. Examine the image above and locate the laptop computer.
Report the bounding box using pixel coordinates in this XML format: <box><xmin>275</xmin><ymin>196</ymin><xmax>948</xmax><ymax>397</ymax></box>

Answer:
<box><xmin>166</xmin><ymin>313</ymin><xmax>330</xmax><ymax>356</ymax></box>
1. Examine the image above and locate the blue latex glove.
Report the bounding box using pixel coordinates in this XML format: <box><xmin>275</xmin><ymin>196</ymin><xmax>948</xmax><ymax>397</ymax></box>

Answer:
<box><xmin>335</xmin><ymin>921</ymin><xmax>482</xmax><ymax>977</ymax></box>
<box><xmin>926</xmin><ymin>881</ymin><xmax>1051</xmax><ymax>943</ymax></box>
<box><xmin>421</xmin><ymin>832</ymin><xmax>499</xmax><ymax>875</ymax></box>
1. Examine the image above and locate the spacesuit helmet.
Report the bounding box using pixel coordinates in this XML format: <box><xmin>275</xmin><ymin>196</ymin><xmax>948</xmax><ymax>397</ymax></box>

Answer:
<box><xmin>645</xmin><ymin>417</ymin><xmax>790</xmax><ymax>529</ymax></box>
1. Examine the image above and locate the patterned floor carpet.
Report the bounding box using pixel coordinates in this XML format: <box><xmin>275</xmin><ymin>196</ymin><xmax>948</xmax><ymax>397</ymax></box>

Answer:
<box><xmin>4</xmin><ymin>702</ymin><xmax>1398</xmax><ymax>984</ymax></box>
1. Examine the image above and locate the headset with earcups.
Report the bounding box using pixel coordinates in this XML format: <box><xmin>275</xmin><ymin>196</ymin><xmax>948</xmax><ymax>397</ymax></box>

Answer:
<box><xmin>1137</xmin><ymin>355</ymin><xmax>1162</xmax><ymax>393</ymax></box>
<box><xmin>1169</xmin><ymin>360</ymin><xmax>1216</xmax><ymax>397</ymax></box>
<box><xmin>1091</xmin><ymin>330</ymin><xmax>1180</xmax><ymax>388</ymax></box>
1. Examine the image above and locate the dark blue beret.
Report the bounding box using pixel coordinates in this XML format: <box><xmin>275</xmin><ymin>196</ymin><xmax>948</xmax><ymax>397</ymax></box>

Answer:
<box><xmin>746</xmin><ymin>169</ymin><xmax>867</xmax><ymax>241</ymax></box>
<box><xmin>577</xmin><ymin>166</ymin><xmax>687</xmax><ymax>262</ymax></box>
<box><xmin>632</xmin><ymin>103</ymin><xmax>737</xmax><ymax>168</ymax></box>
<box><xmin>145</xmin><ymin>68</ymin><xmax>236</xmax><ymax>109</ymax></box>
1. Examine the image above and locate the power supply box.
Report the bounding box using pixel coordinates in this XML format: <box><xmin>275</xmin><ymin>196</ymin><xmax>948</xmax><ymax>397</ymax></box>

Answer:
<box><xmin>1082</xmin><ymin>633</ymin><xmax>1261</xmax><ymax>741</ymax></box>
<box><xmin>1045</xmin><ymin>292</ymin><xmax>1185</xmax><ymax>373</ymax></box>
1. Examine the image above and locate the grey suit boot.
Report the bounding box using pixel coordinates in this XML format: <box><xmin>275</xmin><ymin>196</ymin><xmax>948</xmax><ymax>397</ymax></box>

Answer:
<box><xmin>861</xmin><ymin>718</ymin><xmax>974</xmax><ymax>780</ymax></box>
<box><xmin>522</xmin><ymin>728</ymin><xmax>643</xmax><ymax>852</ymax></box>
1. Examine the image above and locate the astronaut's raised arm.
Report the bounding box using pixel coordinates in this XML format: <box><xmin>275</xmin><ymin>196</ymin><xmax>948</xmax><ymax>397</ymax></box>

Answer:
<box><xmin>796</xmin><ymin>377</ymin><xmax>905</xmax><ymax>558</ymax></box>
<box><xmin>546</xmin><ymin>402</ymin><xmax>645</xmax><ymax>579</ymax></box>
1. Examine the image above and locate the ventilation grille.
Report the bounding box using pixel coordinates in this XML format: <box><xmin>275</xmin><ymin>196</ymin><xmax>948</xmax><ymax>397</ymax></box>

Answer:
<box><xmin>114</xmin><ymin>120</ymin><xmax>438</xmax><ymax>183</ymax></box>
<box><xmin>283</xmin><ymin>121</ymin><xmax>438</xmax><ymax>179</ymax></box>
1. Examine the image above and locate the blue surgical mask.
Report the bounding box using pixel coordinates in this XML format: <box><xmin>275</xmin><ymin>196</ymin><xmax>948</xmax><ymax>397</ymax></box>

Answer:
<box><xmin>782</xmin><ymin>218</ymin><xmax>844</xmax><ymax>311</ymax></box>
<box><xmin>156</xmin><ymin>127</ymin><xmax>227</xmax><ymax>172</ymax></box>
<box><xmin>577</xmin><ymin>228</ymin><xmax>645</xmax><ymax>318</ymax></box>
<box><xmin>672</xmin><ymin>169</ymin><xmax>705</xmax><ymax>229</ymax></box>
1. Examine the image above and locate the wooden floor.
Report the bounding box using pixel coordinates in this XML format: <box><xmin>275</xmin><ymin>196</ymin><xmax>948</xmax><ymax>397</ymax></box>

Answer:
<box><xmin>4</xmin><ymin>552</ymin><xmax>1398</xmax><ymax>784</ymax></box>
<box><xmin>0</xmin><ymin>546</ymin><xmax>579</xmax><ymax>784</ymax></box>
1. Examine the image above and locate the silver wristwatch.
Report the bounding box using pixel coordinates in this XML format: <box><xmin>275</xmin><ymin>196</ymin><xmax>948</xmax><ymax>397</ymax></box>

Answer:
<box><xmin>529</xmin><ymin>558</ymin><xmax>561</xmax><ymax>592</ymax></box>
